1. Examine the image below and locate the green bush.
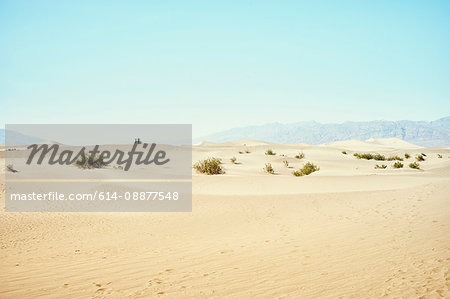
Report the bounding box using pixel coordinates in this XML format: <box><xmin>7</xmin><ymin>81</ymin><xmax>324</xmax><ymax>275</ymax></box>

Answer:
<box><xmin>292</xmin><ymin>162</ymin><xmax>320</xmax><ymax>176</ymax></box>
<box><xmin>354</xmin><ymin>153</ymin><xmax>374</xmax><ymax>160</ymax></box>
<box><xmin>230</xmin><ymin>156</ymin><xmax>237</xmax><ymax>164</ymax></box>
<box><xmin>437</xmin><ymin>154</ymin><xmax>442</xmax><ymax>158</ymax></box>
<box><xmin>265</xmin><ymin>149</ymin><xmax>276</xmax><ymax>156</ymax></box>
<box><xmin>387</xmin><ymin>155</ymin><xmax>403</xmax><ymax>161</ymax></box>
<box><xmin>342</xmin><ymin>151</ymin><xmax>347</xmax><ymax>155</ymax></box>
<box><xmin>193</xmin><ymin>158</ymin><xmax>224</xmax><ymax>175</ymax></box>
<box><xmin>404</xmin><ymin>153</ymin><xmax>410</xmax><ymax>159</ymax></box>
<box><xmin>392</xmin><ymin>162</ymin><xmax>404</xmax><ymax>169</ymax></box>
<box><xmin>373</xmin><ymin>154</ymin><xmax>386</xmax><ymax>161</ymax></box>
<box><xmin>354</xmin><ymin>153</ymin><xmax>391</xmax><ymax>161</ymax></box>
<box><xmin>416</xmin><ymin>154</ymin><xmax>425</xmax><ymax>162</ymax></box>
<box><xmin>374</xmin><ymin>164</ymin><xmax>387</xmax><ymax>169</ymax></box>
<box><xmin>283</xmin><ymin>160</ymin><xmax>289</xmax><ymax>167</ymax></box>
<box><xmin>74</xmin><ymin>154</ymin><xmax>109</xmax><ymax>169</ymax></box>
<box><xmin>263</xmin><ymin>163</ymin><xmax>274</xmax><ymax>174</ymax></box>
<box><xmin>409</xmin><ymin>162</ymin><xmax>420</xmax><ymax>169</ymax></box>
<box><xmin>295</xmin><ymin>152</ymin><xmax>305</xmax><ymax>159</ymax></box>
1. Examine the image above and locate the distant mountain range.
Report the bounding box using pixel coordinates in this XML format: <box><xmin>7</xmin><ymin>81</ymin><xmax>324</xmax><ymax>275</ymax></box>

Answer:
<box><xmin>196</xmin><ymin>117</ymin><xmax>450</xmax><ymax>147</ymax></box>
<box><xmin>0</xmin><ymin>129</ymin><xmax>44</xmax><ymax>145</ymax></box>
<box><xmin>2</xmin><ymin>117</ymin><xmax>449</xmax><ymax>147</ymax></box>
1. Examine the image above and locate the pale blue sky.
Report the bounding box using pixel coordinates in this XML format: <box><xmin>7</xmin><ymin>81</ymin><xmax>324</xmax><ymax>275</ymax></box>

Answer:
<box><xmin>1</xmin><ymin>0</ymin><xmax>449</xmax><ymax>137</ymax></box>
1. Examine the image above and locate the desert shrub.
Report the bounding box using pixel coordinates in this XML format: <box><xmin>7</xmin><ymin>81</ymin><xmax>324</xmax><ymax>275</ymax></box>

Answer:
<box><xmin>354</xmin><ymin>153</ymin><xmax>374</xmax><ymax>160</ymax></box>
<box><xmin>74</xmin><ymin>154</ymin><xmax>109</xmax><ymax>169</ymax></box>
<box><xmin>283</xmin><ymin>160</ymin><xmax>289</xmax><ymax>167</ymax></box>
<box><xmin>437</xmin><ymin>154</ymin><xmax>442</xmax><ymax>158</ymax></box>
<box><xmin>265</xmin><ymin>149</ymin><xmax>276</xmax><ymax>156</ymax></box>
<box><xmin>193</xmin><ymin>158</ymin><xmax>224</xmax><ymax>175</ymax></box>
<box><xmin>292</xmin><ymin>162</ymin><xmax>320</xmax><ymax>176</ymax></box>
<box><xmin>421</xmin><ymin>153</ymin><xmax>427</xmax><ymax>157</ymax></box>
<box><xmin>387</xmin><ymin>155</ymin><xmax>403</xmax><ymax>161</ymax></box>
<box><xmin>404</xmin><ymin>153</ymin><xmax>410</xmax><ymax>159</ymax></box>
<box><xmin>342</xmin><ymin>151</ymin><xmax>347</xmax><ymax>155</ymax></box>
<box><xmin>245</xmin><ymin>150</ymin><xmax>251</xmax><ymax>154</ymax></box>
<box><xmin>230</xmin><ymin>156</ymin><xmax>237</xmax><ymax>164</ymax></box>
<box><xmin>416</xmin><ymin>154</ymin><xmax>425</xmax><ymax>162</ymax></box>
<box><xmin>392</xmin><ymin>162</ymin><xmax>404</xmax><ymax>169</ymax></box>
<box><xmin>409</xmin><ymin>162</ymin><xmax>420</xmax><ymax>169</ymax></box>
<box><xmin>374</xmin><ymin>164</ymin><xmax>387</xmax><ymax>169</ymax></box>
<box><xmin>295</xmin><ymin>152</ymin><xmax>305</xmax><ymax>159</ymax></box>
<box><xmin>263</xmin><ymin>163</ymin><xmax>274</xmax><ymax>174</ymax></box>
<box><xmin>373</xmin><ymin>154</ymin><xmax>386</xmax><ymax>161</ymax></box>
<box><xmin>6</xmin><ymin>164</ymin><xmax>17</xmax><ymax>173</ymax></box>
<box><xmin>238</xmin><ymin>151</ymin><xmax>244</xmax><ymax>154</ymax></box>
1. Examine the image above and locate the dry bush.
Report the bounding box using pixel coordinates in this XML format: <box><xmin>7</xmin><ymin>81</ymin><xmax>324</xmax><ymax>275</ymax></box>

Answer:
<box><xmin>6</xmin><ymin>164</ymin><xmax>17</xmax><ymax>173</ymax></box>
<box><xmin>409</xmin><ymin>162</ymin><xmax>420</xmax><ymax>169</ymax></box>
<box><xmin>74</xmin><ymin>154</ymin><xmax>109</xmax><ymax>169</ymax></box>
<box><xmin>373</xmin><ymin>154</ymin><xmax>386</xmax><ymax>161</ymax></box>
<box><xmin>416</xmin><ymin>154</ymin><xmax>425</xmax><ymax>162</ymax></box>
<box><xmin>265</xmin><ymin>149</ymin><xmax>276</xmax><ymax>155</ymax></box>
<box><xmin>374</xmin><ymin>164</ymin><xmax>387</xmax><ymax>169</ymax></box>
<box><xmin>387</xmin><ymin>155</ymin><xmax>403</xmax><ymax>161</ymax></box>
<box><xmin>263</xmin><ymin>163</ymin><xmax>275</xmax><ymax>174</ymax></box>
<box><xmin>193</xmin><ymin>158</ymin><xmax>224</xmax><ymax>175</ymax></box>
<box><xmin>295</xmin><ymin>152</ymin><xmax>305</xmax><ymax>159</ymax></box>
<box><xmin>392</xmin><ymin>162</ymin><xmax>404</xmax><ymax>169</ymax></box>
<box><xmin>292</xmin><ymin>162</ymin><xmax>319</xmax><ymax>176</ymax></box>
<box><xmin>354</xmin><ymin>153</ymin><xmax>374</xmax><ymax>160</ymax></box>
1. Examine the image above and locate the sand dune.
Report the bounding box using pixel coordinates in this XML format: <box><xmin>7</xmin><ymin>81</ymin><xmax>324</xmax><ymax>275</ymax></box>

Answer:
<box><xmin>365</xmin><ymin>137</ymin><xmax>423</xmax><ymax>148</ymax></box>
<box><xmin>0</xmin><ymin>139</ymin><xmax>449</xmax><ymax>298</ymax></box>
<box><xmin>322</xmin><ymin>137</ymin><xmax>422</xmax><ymax>151</ymax></box>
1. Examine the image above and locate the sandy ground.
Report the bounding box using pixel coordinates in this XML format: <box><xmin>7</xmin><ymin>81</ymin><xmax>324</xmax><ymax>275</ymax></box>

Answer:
<box><xmin>0</xmin><ymin>139</ymin><xmax>449</xmax><ymax>298</ymax></box>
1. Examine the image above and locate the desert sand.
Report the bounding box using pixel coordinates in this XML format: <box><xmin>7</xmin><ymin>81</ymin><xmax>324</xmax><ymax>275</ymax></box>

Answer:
<box><xmin>0</xmin><ymin>138</ymin><xmax>449</xmax><ymax>298</ymax></box>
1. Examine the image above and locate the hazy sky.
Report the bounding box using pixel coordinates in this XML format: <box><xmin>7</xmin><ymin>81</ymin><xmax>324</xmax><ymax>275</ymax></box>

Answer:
<box><xmin>1</xmin><ymin>1</ymin><xmax>449</xmax><ymax>137</ymax></box>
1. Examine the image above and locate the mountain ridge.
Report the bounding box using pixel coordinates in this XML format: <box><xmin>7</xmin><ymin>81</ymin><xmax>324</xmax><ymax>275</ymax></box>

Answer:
<box><xmin>0</xmin><ymin>129</ymin><xmax>45</xmax><ymax>145</ymax></box>
<box><xmin>196</xmin><ymin>117</ymin><xmax>450</xmax><ymax>147</ymax></box>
